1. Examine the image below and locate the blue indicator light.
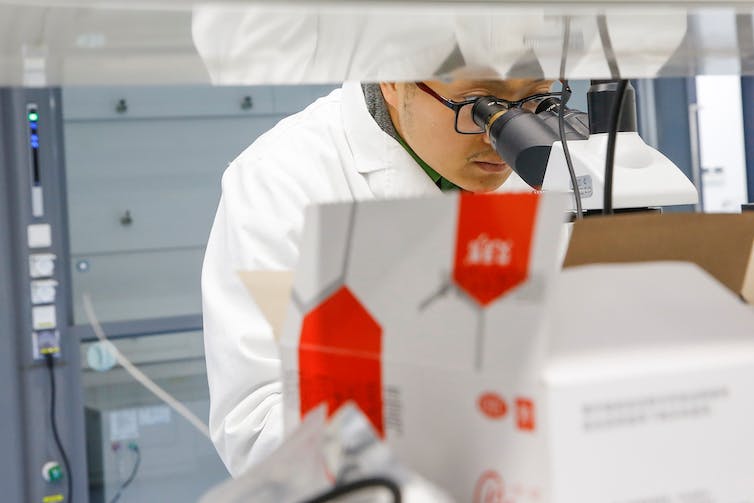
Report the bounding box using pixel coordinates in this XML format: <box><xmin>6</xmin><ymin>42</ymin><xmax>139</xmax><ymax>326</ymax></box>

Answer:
<box><xmin>31</xmin><ymin>134</ymin><xmax>38</xmax><ymax>142</ymax></box>
<box><xmin>31</xmin><ymin>141</ymin><xmax>39</xmax><ymax>148</ymax></box>
<box><xmin>30</xmin><ymin>123</ymin><xmax>37</xmax><ymax>130</ymax></box>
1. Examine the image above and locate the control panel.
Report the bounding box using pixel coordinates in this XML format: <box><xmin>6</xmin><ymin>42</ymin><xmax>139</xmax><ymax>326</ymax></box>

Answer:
<box><xmin>25</xmin><ymin>104</ymin><xmax>61</xmax><ymax>360</ymax></box>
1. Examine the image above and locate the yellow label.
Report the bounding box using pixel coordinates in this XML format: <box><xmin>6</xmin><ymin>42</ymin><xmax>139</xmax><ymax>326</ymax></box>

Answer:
<box><xmin>40</xmin><ymin>347</ymin><xmax>60</xmax><ymax>355</ymax></box>
<box><xmin>42</xmin><ymin>495</ymin><xmax>64</xmax><ymax>503</ymax></box>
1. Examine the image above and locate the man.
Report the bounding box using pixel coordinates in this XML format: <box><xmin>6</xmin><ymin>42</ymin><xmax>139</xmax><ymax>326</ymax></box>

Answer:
<box><xmin>202</xmin><ymin>78</ymin><xmax>553</xmax><ymax>476</ymax></box>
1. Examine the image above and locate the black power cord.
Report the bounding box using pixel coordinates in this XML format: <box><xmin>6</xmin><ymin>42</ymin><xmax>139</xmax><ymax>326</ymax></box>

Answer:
<box><xmin>596</xmin><ymin>13</ymin><xmax>629</xmax><ymax>215</ymax></box>
<box><xmin>108</xmin><ymin>443</ymin><xmax>141</xmax><ymax>503</ymax></box>
<box><xmin>597</xmin><ymin>14</ymin><xmax>621</xmax><ymax>79</ymax></box>
<box><xmin>45</xmin><ymin>354</ymin><xmax>73</xmax><ymax>503</ymax></box>
<box><xmin>603</xmin><ymin>79</ymin><xmax>629</xmax><ymax>215</ymax></box>
<box><xmin>558</xmin><ymin>16</ymin><xmax>583</xmax><ymax>220</ymax></box>
<box><xmin>301</xmin><ymin>476</ymin><xmax>402</xmax><ymax>503</ymax></box>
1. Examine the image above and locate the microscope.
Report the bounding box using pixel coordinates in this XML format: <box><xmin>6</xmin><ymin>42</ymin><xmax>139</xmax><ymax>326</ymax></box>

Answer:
<box><xmin>472</xmin><ymin>80</ymin><xmax>699</xmax><ymax>214</ymax></box>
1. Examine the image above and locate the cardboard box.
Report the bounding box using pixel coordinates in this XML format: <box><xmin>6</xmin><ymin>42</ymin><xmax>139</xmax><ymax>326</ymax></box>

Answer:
<box><xmin>243</xmin><ymin>197</ymin><xmax>754</xmax><ymax>502</ymax></box>
<box><xmin>564</xmin><ymin>212</ymin><xmax>754</xmax><ymax>304</ymax></box>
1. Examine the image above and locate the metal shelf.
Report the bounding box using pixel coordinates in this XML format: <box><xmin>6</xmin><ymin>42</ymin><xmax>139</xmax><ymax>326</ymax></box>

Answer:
<box><xmin>4</xmin><ymin>3</ymin><xmax>754</xmax><ymax>85</ymax></box>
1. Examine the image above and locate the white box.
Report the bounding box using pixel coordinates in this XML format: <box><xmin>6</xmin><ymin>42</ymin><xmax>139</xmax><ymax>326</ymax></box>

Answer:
<box><xmin>280</xmin><ymin>193</ymin><xmax>566</xmax><ymax>501</ymax></box>
<box><xmin>545</xmin><ymin>262</ymin><xmax>754</xmax><ymax>502</ymax></box>
<box><xmin>272</xmin><ymin>194</ymin><xmax>754</xmax><ymax>502</ymax></box>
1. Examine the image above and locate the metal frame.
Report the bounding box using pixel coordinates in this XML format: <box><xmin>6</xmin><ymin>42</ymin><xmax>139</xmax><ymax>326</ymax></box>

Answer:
<box><xmin>686</xmin><ymin>77</ymin><xmax>704</xmax><ymax>212</ymax></box>
<box><xmin>72</xmin><ymin>314</ymin><xmax>202</xmax><ymax>342</ymax></box>
<box><xmin>0</xmin><ymin>87</ymin><xmax>88</xmax><ymax>503</ymax></box>
<box><xmin>740</xmin><ymin>76</ymin><xmax>754</xmax><ymax>204</ymax></box>
<box><xmin>0</xmin><ymin>87</ymin><xmax>26</xmax><ymax>503</ymax></box>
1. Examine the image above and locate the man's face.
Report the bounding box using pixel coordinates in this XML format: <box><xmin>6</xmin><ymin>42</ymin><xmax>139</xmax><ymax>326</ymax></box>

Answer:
<box><xmin>380</xmin><ymin>79</ymin><xmax>553</xmax><ymax>193</ymax></box>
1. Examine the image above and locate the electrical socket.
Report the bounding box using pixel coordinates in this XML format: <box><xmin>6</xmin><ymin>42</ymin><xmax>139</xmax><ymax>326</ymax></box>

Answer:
<box><xmin>32</xmin><ymin>330</ymin><xmax>60</xmax><ymax>360</ymax></box>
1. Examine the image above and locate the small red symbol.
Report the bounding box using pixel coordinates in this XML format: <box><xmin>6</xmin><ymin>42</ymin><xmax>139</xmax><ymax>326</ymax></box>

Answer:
<box><xmin>478</xmin><ymin>392</ymin><xmax>508</xmax><ymax>419</ymax></box>
<box><xmin>473</xmin><ymin>470</ymin><xmax>505</xmax><ymax>503</ymax></box>
<box><xmin>516</xmin><ymin>397</ymin><xmax>536</xmax><ymax>432</ymax></box>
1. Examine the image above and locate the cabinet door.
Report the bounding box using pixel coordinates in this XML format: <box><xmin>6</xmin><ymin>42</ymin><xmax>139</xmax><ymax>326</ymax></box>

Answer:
<box><xmin>63</xmin><ymin>85</ymin><xmax>334</xmax><ymax>324</ymax></box>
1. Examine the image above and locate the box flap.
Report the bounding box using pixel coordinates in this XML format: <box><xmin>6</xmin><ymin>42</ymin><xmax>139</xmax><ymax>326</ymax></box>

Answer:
<box><xmin>563</xmin><ymin>212</ymin><xmax>754</xmax><ymax>301</ymax></box>
<box><xmin>238</xmin><ymin>270</ymin><xmax>293</xmax><ymax>340</ymax></box>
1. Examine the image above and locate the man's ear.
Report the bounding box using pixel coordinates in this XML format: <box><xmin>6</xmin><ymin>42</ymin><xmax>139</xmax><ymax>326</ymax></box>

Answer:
<box><xmin>379</xmin><ymin>82</ymin><xmax>400</xmax><ymax>109</ymax></box>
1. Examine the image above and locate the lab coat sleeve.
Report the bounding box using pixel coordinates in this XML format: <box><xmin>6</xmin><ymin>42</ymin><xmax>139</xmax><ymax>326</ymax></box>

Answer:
<box><xmin>201</xmin><ymin>154</ymin><xmax>310</xmax><ymax>477</ymax></box>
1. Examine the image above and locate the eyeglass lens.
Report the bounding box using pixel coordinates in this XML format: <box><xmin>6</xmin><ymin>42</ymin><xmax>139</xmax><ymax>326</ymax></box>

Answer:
<box><xmin>456</xmin><ymin>102</ymin><xmax>485</xmax><ymax>133</ymax></box>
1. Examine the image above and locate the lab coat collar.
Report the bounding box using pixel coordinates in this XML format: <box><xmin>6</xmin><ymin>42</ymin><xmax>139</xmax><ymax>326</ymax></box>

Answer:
<box><xmin>342</xmin><ymin>81</ymin><xmax>402</xmax><ymax>174</ymax></box>
<box><xmin>341</xmin><ymin>81</ymin><xmax>440</xmax><ymax>197</ymax></box>
<box><xmin>338</xmin><ymin>82</ymin><xmax>405</xmax><ymax>170</ymax></box>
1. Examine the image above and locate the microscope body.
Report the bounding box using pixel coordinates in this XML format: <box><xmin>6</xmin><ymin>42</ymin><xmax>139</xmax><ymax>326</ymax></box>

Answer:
<box><xmin>474</xmin><ymin>81</ymin><xmax>699</xmax><ymax>211</ymax></box>
<box><xmin>543</xmin><ymin>132</ymin><xmax>699</xmax><ymax>211</ymax></box>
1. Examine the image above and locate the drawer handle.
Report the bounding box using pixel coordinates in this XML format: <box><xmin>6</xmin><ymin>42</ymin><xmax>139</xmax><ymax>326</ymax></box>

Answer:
<box><xmin>120</xmin><ymin>210</ymin><xmax>133</xmax><ymax>226</ymax></box>
<box><xmin>240</xmin><ymin>96</ymin><xmax>253</xmax><ymax>111</ymax></box>
<box><xmin>115</xmin><ymin>99</ymin><xmax>128</xmax><ymax>114</ymax></box>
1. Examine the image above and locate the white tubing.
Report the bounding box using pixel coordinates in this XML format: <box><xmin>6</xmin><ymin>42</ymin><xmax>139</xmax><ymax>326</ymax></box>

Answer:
<box><xmin>82</xmin><ymin>293</ymin><xmax>211</xmax><ymax>439</ymax></box>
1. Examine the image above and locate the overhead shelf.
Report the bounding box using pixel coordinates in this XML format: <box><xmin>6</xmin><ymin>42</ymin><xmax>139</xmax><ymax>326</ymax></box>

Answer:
<box><xmin>1</xmin><ymin>2</ymin><xmax>754</xmax><ymax>85</ymax></box>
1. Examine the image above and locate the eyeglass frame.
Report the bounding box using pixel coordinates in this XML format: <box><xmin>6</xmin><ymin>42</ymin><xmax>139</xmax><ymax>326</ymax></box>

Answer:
<box><xmin>415</xmin><ymin>81</ymin><xmax>570</xmax><ymax>135</ymax></box>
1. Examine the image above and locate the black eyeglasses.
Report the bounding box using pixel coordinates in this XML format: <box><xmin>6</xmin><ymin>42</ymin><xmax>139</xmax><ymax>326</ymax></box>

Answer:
<box><xmin>416</xmin><ymin>82</ymin><xmax>568</xmax><ymax>134</ymax></box>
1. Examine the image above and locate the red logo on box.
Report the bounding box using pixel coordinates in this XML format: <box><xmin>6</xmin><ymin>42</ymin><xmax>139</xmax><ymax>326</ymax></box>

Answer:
<box><xmin>453</xmin><ymin>193</ymin><xmax>539</xmax><ymax>307</ymax></box>
<box><xmin>478</xmin><ymin>392</ymin><xmax>508</xmax><ymax>420</ymax></box>
<box><xmin>515</xmin><ymin>397</ymin><xmax>536</xmax><ymax>432</ymax></box>
<box><xmin>473</xmin><ymin>470</ymin><xmax>505</xmax><ymax>503</ymax></box>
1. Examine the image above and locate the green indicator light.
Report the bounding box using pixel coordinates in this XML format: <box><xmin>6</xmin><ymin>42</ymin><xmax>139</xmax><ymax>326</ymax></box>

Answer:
<box><xmin>28</xmin><ymin>112</ymin><xmax>38</xmax><ymax>122</ymax></box>
<box><xmin>47</xmin><ymin>465</ymin><xmax>62</xmax><ymax>482</ymax></box>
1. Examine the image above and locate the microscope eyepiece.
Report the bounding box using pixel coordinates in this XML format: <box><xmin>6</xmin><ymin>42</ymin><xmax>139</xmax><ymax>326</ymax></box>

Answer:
<box><xmin>471</xmin><ymin>94</ymin><xmax>590</xmax><ymax>190</ymax></box>
<box><xmin>474</xmin><ymin>104</ymin><xmax>560</xmax><ymax>189</ymax></box>
<box><xmin>471</xmin><ymin>97</ymin><xmax>508</xmax><ymax>132</ymax></box>
<box><xmin>534</xmin><ymin>98</ymin><xmax>590</xmax><ymax>139</ymax></box>
<box><xmin>535</xmin><ymin>97</ymin><xmax>562</xmax><ymax>114</ymax></box>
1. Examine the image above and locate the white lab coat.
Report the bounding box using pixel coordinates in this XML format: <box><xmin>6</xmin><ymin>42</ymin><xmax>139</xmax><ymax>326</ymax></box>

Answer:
<box><xmin>202</xmin><ymin>82</ymin><xmax>529</xmax><ymax>477</ymax></box>
<box><xmin>201</xmin><ymin>82</ymin><xmax>448</xmax><ymax>477</ymax></box>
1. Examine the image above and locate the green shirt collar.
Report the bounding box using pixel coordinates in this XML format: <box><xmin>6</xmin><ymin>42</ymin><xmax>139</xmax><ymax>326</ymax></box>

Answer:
<box><xmin>394</xmin><ymin>134</ymin><xmax>461</xmax><ymax>192</ymax></box>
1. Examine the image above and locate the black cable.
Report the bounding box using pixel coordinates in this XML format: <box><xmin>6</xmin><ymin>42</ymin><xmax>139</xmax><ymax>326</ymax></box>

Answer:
<box><xmin>108</xmin><ymin>444</ymin><xmax>141</xmax><ymax>503</ymax></box>
<box><xmin>301</xmin><ymin>476</ymin><xmax>402</xmax><ymax>503</ymax></box>
<box><xmin>558</xmin><ymin>82</ymin><xmax>581</xmax><ymax>219</ymax></box>
<box><xmin>596</xmin><ymin>12</ymin><xmax>628</xmax><ymax>215</ymax></box>
<box><xmin>558</xmin><ymin>16</ymin><xmax>583</xmax><ymax>219</ymax></box>
<box><xmin>603</xmin><ymin>79</ymin><xmax>629</xmax><ymax>215</ymax></box>
<box><xmin>45</xmin><ymin>354</ymin><xmax>73</xmax><ymax>503</ymax></box>
<box><xmin>597</xmin><ymin>14</ymin><xmax>621</xmax><ymax>79</ymax></box>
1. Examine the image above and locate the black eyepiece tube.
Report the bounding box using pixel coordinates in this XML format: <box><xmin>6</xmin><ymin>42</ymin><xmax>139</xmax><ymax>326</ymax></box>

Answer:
<box><xmin>535</xmin><ymin>98</ymin><xmax>590</xmax><ymax>139</ymax></box>
<box><xmin>472</xmin><ymin>99</ymin><xmax>560</xmax><ymax>189</ymax></box>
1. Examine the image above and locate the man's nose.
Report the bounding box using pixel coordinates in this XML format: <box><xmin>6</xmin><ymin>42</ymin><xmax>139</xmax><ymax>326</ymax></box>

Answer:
<box><xmin>481</xmin><ymin>131</ymin><xmax>492</xmax><ymax>146</ymax></box>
